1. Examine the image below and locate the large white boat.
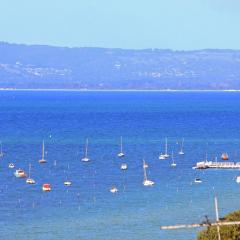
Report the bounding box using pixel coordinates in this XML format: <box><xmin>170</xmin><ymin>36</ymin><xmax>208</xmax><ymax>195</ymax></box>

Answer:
<box><xmin>236</xmin><ymin>176</ymin><xmax>240</xmax><ymax>183</ymax></box>
<box><xmin>193</xmin><ymin>160</ymin><xmax>240</xmax><ymax>169</ymax></box>
<box><xmin>39</xmin><ymin>140</ymin><xmax>47</xmax><ymax>163</ymax></box>
<box><xmin>81</xmin><ymin>138</ymin><xmax>90</xmax><ymax>162</ymax></box>
<box><xmin>143</xmin><ymin>159</ymin><xmax>154</xmax><ymax>186</ymax></box>
<box><xmin>14</xmin><ymin>169</ymin><xmax>26</xmax><ymax>178</ymax></box>
<box><xmin>117</xmin><ymin>136</ymin><xmax>125</xmax><ymax>157</ymax></box>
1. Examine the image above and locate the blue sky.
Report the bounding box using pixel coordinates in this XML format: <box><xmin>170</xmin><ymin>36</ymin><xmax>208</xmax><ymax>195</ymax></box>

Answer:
<box><xmin>0</xmin><ymin>0</ymin><xmax>240</xmax><ymax>49</ymax></box>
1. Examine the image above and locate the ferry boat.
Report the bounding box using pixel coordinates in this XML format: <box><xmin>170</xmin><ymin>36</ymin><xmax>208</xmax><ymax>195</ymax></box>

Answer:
<box><xmin>14</xmin><ymin>169</ymin><xmax>27</xmax><ymax>178</ymax></box>
<box><xmin>42</xmin><ymin>183</ymin><xmax>51</xmax><ymax>191</ymax></box>
<box><xmin>193</xmin><ymin>160</ymin><xmax>240</xmax><ymax>169</ymax></box>
<box><xmin>221</xmin><ymin>153</ymin><xmax>229</xmax><ymax>161</ymax></box>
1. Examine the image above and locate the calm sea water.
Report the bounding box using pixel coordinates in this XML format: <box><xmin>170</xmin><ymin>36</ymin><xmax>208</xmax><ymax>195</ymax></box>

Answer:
<box><xmin>0</xmin><ymin>90</ymin><xmax>240</xmax><ymax>240</ymax></box>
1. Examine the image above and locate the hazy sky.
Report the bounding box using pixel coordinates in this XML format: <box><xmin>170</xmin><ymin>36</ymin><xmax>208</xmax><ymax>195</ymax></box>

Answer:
<box><xmin>1</xmin><ymin>0</ymin><xmax>240</xmax><ymax>49</ymax></box>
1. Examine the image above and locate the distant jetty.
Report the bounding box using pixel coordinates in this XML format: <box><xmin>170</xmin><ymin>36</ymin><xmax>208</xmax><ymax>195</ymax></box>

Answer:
<box><xmin>193</xmin><ymin>161</ymin><xmax>240</xmax><ymax>169</ymax></box>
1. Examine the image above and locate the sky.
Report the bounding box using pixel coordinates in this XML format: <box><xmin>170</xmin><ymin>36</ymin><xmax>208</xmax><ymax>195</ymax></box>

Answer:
<box><xmin>0</xmin><ymin>0</ymin><xmax>240</xmax><ymax>50</ymax></box>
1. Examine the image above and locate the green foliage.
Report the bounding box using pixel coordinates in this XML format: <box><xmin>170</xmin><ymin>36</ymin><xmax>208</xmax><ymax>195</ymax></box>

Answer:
<box><xmin>197</xmin><ymin>210</ymin><xmax>240</xmax><ymax>240</ymax></box>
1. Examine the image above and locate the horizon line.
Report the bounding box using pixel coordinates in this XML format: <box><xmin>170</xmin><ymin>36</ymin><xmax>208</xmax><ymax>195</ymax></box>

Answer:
<box><xmin>1</xmin><ymin>41</ymin><xmax>240</xmax><ymax>52</ymax></box>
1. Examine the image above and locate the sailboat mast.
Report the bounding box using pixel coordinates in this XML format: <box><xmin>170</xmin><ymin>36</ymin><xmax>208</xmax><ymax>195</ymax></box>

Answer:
<box><xmin>120</xmin><ymin>136</ymin><xmax>123</xmax><ymax>153</ymax></box>
<box><xmin>42</xmin><ymin>140</ymin><xmax>45</xmax><ymax>159</ymax></box>
<box><xmin>85</xmin><ymin>138</ymin><xmax>88</xmax><ymax>157</ymax></box>
<box><xmin>165</xmin><ymin>138</ymin><xmax>168</xmax><ymax>155</ymax></box>
<box><xmin>143</xmin><ymin>160</ymin><xmax>147</xmax><ymax>181</ymax></box>
<box><xmin>29</xmin><ymin>164</ymin><xmax>31</xmax><ymax>178</ymax></box>
<box><xmin>0</xmin><ymin>142</ymin><xmax>2</xmax><ymax>155</ymax></box>
<box><xmin>181</xmin><ymin>138</ymin><xmax>184</xmax><ymax>152</ymax></box>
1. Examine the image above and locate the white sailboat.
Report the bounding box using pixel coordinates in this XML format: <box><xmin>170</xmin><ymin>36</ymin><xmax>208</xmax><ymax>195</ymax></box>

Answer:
<box><xmin>163</xmin><ymin>138</ymin><xmax>170</xmax><ymax>158</ymax></box>
<box><xmin>179</xmin><ymin>138</ymin><xmax>185</xmax><ymax>155</ymax></box>
<box><xmin>121</xmin><ymin>163</ymin><xmax>128</xmax><ymax>170</ymax></box>
<box><xmin>110</xmin><ymin>186</ymin><xmax>118</xmax><ymax>193</ymax></box>
<box><xmin>26</xmin><ymin>163</ymin><xmax>36</xmax><ymax>184</ymax></box>
<box><xmin>118</xmin><ymin>136</ymin><xmax>125</xmax><ymax>157</ymax></box>
<box><xmin>81</xmin><ymin>138</ymin><xmax>90</xmax><ymax>162</ymax></box>
<box><xmin>0</xmin><ymin>141</ymin><xmax>4</xmax><ymax>157</ymax></box>
<box><xmin>143</xmin><ymin>159</ymin><xmax>154</xmax><ymax>186</ymax></box>
<box><xmin>64</xmin><ymin>167</ymin><xmax>72</xmax><ymax>186</ymax></box>
<box><xmin>8</xmin><ymin>163</ymin><xmax>15</xmax><ymax>168</ymax></box>
<box><xmin>159</xmin><ymin>152</ymin><xmax>166</xmax><ymax>160</ymax></box>
<box><xmin>171</xmin><ymin>151</ymin><xmax>177</xmax><ymax>167</ymax></box>
<box><xmin>39</xmin><ymin>140</ymin><xmax>47</xmax><ymax>163</ymax></box>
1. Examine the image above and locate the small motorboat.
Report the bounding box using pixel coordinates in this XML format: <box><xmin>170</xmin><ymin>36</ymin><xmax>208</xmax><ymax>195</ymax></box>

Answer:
<box><xmin>143</xmin><ymin>179</ymin><xmax>155</xmax><ymax>186</ymax></box>
<box><xmin>121</xmin><ymin>163</ymin><xmax>128</xmax><ymax>170</ymax></box>
<box><xmin>221</xmin><ymin>153</ymin><xmax>229</xmax><ymax>161</ymax></box>
<box><xmin>14</xmin><ymin>169</ymin><xmax>27</xmax><ymax>178</ymax></box>
<box><xmin>236</xmin><ymin>176</ymin><xmax>240</xmax><ymax>183</ymax></box>
<box><xmin>159</xmin><ymin>154</ymin><xmax>165</xmax><ymax>160</ymax></box>
<box><xmin>64</xmin><ymin>181</ymin><xmax>72</xmax><ymax>186</ymax></box>
<box><xmin>42</xmin><ymin>183</ymin><xmax>51</xmax><ymax>191</ymax></box>
<box><xmin>194</xmin><ymin>178</ymin><xmax>202</xmax><ymax>183</ymax></box>
<box><xmin>26</xmin><ymin>178</ymin><xmax>36</xmax><ymax>184</ymax></box>
<box><xmin>8</xmin><ymin>163</ymin><xmax>15</xmax><ymax>169</ymax></box>
<box><xmin>110</xmin><ymin>186</ymin><xmax>118</xmax><ymax>193</ymax></box>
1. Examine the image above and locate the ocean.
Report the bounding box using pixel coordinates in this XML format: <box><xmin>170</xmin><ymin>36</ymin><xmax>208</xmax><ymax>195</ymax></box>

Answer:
<box><xmin>0</xmin><ymin>90</ymin><xmax>240</xmax><ymax>240</ymax></box>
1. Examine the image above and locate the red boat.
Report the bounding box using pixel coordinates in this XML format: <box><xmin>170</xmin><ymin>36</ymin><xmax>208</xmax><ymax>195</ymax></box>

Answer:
<box><xmin>221</xmin><ymin>153</ymin><xmax>229</xmax><ymax>161</ymax></box>
<box><xmin>42</xmin><ymin>183</ymin><xmax>51</xmax><ymax>192</ymax></box>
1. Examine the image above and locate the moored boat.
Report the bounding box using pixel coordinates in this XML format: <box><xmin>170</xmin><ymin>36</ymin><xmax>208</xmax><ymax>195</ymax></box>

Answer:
<box><xmin>14</xmin><ymin>169</ymin><xmax>27</xmax><ymax>178</ymax></box>
<box><xmin>42</xmin><ymin>183</ymin><xmax>51</xmax><ymax>191</ymax></box>
<box><xmin>221</xmin><ymin>153</ymin><xmax>229</xmax><ymax>161</ymax></box>
<box><xmin>110</xmin><ymin>186</ymin><xmax>118</xmax><ymax>193</ymax></box>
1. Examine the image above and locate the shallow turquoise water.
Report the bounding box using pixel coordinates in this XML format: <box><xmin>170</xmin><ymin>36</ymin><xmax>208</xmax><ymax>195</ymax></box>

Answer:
<box><xmin>0</xmin><ymin>91</ymin><xmax>240</xmax><ymax>239</ymax></box>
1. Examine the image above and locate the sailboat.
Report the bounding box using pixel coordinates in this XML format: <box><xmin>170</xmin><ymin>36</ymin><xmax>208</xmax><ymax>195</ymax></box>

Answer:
<box><xmin>117</xmin><ymin>136</ymin><xmax>125</xmax><ymax>157</ymax></box>
<box><xmin>163</xmin><ymin>138</ymin><xmax>170</xmax><ymax>158</ymax></box>
<box><xmin>143</xmin><ymin>159</ymin><xmax>154</xmax><ymax>186</ymax></box>
<box><xmin>110</xmin><ymin>186</ymin><xmax>118</xmax><ymax>193</ymax></box>
<box><xmin>64</xmin><ymin>167</ymin><xmax>72</xmax><ymax>186</ymax></box>
<box><xmin>0</xmin><ymin>141</ymin><xmax>3</xmax><ymax>157</ymax></box>
<box><xmin>81</xmin><ymin>138</ymin><xmax>90</xmax><ymax>162</ymax></box>
<box><xmin>178</xmin><ymin>138</ymin><xmax>185</xmax><ymax>155</ymax></box>
<box><xmin>171</xmin><ymin>151</ymin><xmax>177</xmax><ymax>167</ymax></box>
<box><xmin>26</xmin><ymin>163</ymin><xmax>36</xmax><ymax>184</ymax></box>
<box><xmin>39</xmin><ymin>140</ymin><xmax>47</xmax><ymax>163</ymax></box>
<box><xmin>121</xmin><ymin>163</ymin><xmax>128</xmax><ymax>170</ymax></box>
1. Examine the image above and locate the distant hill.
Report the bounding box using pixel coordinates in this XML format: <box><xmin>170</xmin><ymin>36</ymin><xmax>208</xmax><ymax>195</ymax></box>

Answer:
<box><xmin>1</xmin><ymin>42</ymin><xmax>240</xmax><ymax>90</ymax></box>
